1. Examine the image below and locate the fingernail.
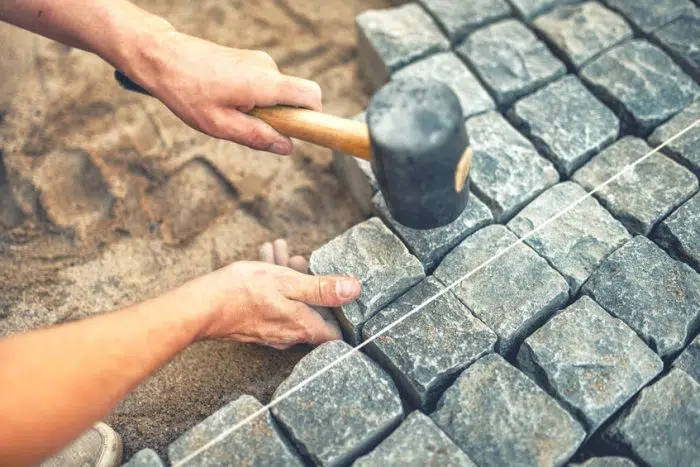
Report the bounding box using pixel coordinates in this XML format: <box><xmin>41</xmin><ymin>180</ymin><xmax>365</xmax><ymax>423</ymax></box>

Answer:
<box><xmin>270</xmin><ymin>141</ymin><xmax>292</xmax><ymax>155</ymax></box>
<box><xmin>336</xmin><ymin>279</ymin><xmax>359</xmax><ymax>300</ymax></box>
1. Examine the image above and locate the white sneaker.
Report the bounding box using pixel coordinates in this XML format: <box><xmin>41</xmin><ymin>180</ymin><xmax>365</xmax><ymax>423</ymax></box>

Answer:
<box><xmin>40</xmin><ymin>422</ymin><xmax>123</xmax><ymax>467</ymax></box>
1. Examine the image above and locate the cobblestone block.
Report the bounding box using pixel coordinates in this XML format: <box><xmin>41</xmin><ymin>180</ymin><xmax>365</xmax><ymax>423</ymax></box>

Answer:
<box><xmin>517</xmin><ymin>296</ymin><xmax>663</xmax><ymax>433</ymax></box>
<box><xmin>392</xmin><ymin>52</ymin><xmax>495</xmax><ymax>119</ymax></box>
<box><xmin>354</xmin><ymin>411</ymin><xmax>476</xmax><ymax>467</ymax></box>
<box><xmin>653</xmin><ymin>192</ymin><xmax>700</xmax><ymax>272</ymax></box>
<box><xmin>122</xmin><ymin>449</ymin><xmax>165</xmax><ymax>467</ymax></box>
<box><xmin>417</xmin><ymin>0</ymin><xmax>511</xmax><ymax>44</ymax></box>
<box><xmin>507</xmin><ymin>182</ymin><xmax>630</xmax><ymax>293</ymax></box>
<box><xmin>434</xmin><ymin>225</ymin><xmax>569</xmax><ymax>356</ymax></box>
<box><xmin>509</xmin><ymin>0</ymin><xmax>580</xmax><ymax>20</ymax></box>
<box><xmin>533</xmin><ymin>2</ymin><xmax>633</xmax><ymax>70</ymax></box>
<box><xmin>583</xmin><ymin>235</ymin><xmax>700</xmax><ymax>358</ymax></box>
<box><xmin>373</xmin><ymin>191</ymin><xmax>492</xmax><ymax>271</ymax></box>
<box><xmin>602</xmin><ymin>0</ymin><xmax>696</xmax><ymax>34</ymax></box>
<box><xmin>574</xmin><ymin>458</ymin><xmax>636</xmax><ymax>467</ymax></box>
<box><xmin>356</xmin><ymin>4</ymin><xmax>449</xmax><ymax>91</ymax></box>
<box><xmin>309</xmin><ymin>217</ymin><xmax>424</xmax><ymax>344</ymax></box>
<box><xmin>456</xmin><ymin>19</ymin><xmax>566</xmax><ymax>106</ymax></box>
<box><xmin>432</xmin><ymin>354</ymin><xmax>586</xmax><ymax>467</ymax></box>
<box><xmin>363</xmin><ymin>277</ymin><xmax>496</xmax><ymax>410</ymax></box>
<box><xmin>572</xmin><ymin>137</ymin><xmax>699</xmax><ymax>235</ymax></box>
<box><xmin>652</xmin><ymin>10</ymin><xmax>700</xmax><ymax>81</ymax></box>
<box><xmin>168</xmin><ymin>395</ymin><xmax>302</xmax><ymax>466</ymax></box>
<box><xmin>508</xmin><ymin>75</ymin><xmax>619</xmax><ymax>176</ymax></box>
<box><xmin>271</xmin><ymin>340</ymin><xmax>404</xmax><ymax>467</ymax></box>
<box><xmin>580</xmin><ymin>40</ymin><xmax>700</xmax><ymax>135</ymax></box>
<box><xmin>603</xmin><ymin>369</ymin><xmax>700</xmax><ymax>466</ymax></box>
<box><xmin>674</xmin><ymin>334</ymin><xmax>700</xmax><ymax>383</ymax></box>
<box><xmin>466</xmin><ymin>112</ymin><xmax>560</xmax><ymax>222</ymax></box>
<box><xmin>648</xmin><ymin>99</ymin><xmax>700</xmax><ymax>177</ymax></box>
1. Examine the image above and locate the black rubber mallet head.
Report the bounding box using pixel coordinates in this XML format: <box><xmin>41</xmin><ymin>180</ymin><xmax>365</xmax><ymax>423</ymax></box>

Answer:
<box><xmin>115</xmin><ymin>71</ymin><xmax>471</xmax><ymax>229</ymax></box>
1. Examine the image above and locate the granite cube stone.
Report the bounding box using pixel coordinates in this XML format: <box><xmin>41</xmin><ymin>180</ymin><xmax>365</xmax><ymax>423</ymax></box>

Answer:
<box><xmin>417</xmin><ymin>0</ymin><xmax>511</xmax><ymax>44</ymax></box>
<box><xmin>507</xmin><ymin>182</ymin><xmax>631</xmax><ymax>293</ymax></box>
<box><xmin>602</xmin><ymin>0</ymin><xmax>696</xmax><ymax>34</ymax></box>
<box><xmin>310</xmin><ymin>217</ymin><xmax>425</xmax><ymax>344</ymax></box>
<box><xmin>648</xmin><ymin>99</ymin><xmax>700</xmax><ymax>177</ymax></box>
<box><xmin>572</xmin><ymin>137</ymin><xmax>699</xmax><ymax>236</ymax></box>
<box><xmin>168</xmin><ymin>395</ymin><xmax>302</xmax><ymax>467</ymax></box>
<box><xmin>517</xmin><ymin>296</ymin><xmax>663</xmax><ymax>433</ymax></box>
<box><xmin>583</xmin><ymin>235</ymin><xmax>700</xmax><ymax>358</ymax></box>
<box><xmin>508</xmin><ymin>75</ymin><xmax>620</xmax><ymax>176</ymax></box>
<box><xmin>580</xmin><ymin>40</ymin><xmax>700</xmax><ymax>135</ymax></box>
<box><xmin>652</xmin><ymin>10</ymin><xmax>700</xmax><ymax>81</ymax></box>
<box><xmin>574</xmin><ymin>458</ymin><xmax>637</xmax><ymax>467</ymax></box>
<box><xmin>509</xmin><ymin>0</ymin><xmax>581</xmax><ymax>20</ymax></box>
<box><xmin>432</xmin><ymin>354</ymin><xmax>586</xmax><ymax>467</ymax></box>
<box><xmin>603</xmin><ymin>369</ymin><xmax>700</xmax><ymax>466</ymax></box>
<box><xmin>392</xmin><ymin>52</ymin><xmax>495</xmax><ymax>119</ymax></box>
<box><xmin>363</xmin><ymin>277</ymin><xmax>497</xmax><ymax>410</ymax></box>
<box><xmin>353</xmin><ymin>411</ymin><xmax>476</xmax><ymax>467</ymax></box>
<box><xmin>373</xmin><ymin>191</ymin><xmax>493</xmax><ymax>271</ymax></box>
<box><xmin>533</xmin><ymin>2</ymin><xmax>633</xmax><ymax>70</ymax></box>
<box><xmin>271</xmin><ymin>340</ymin><xmax>404</xmax><ymax>467</ymax></box>
<box><xmin>434</xmin><ymin>225</ymin><xmax>570</xmax><ymax>356</ymax></box>
<box><xmin>674</xmin><ymin>334</ymin><xmax>700</xmax><ymax>383</ymax></box>
<box><xmin>356</xmin><ymin>4</ymin><xmax>450</xmax><ymax>91</ymax></box>
<box><xmin>122</xmin><ymin>449</ymin><xmax>165</xmax><ymax>467</ymax></box>
<box><xmin>456</xmin><ymin>19</ymin><xmax>566</xmax><ymax>106</ymax></box>
<box><xmin>466</xmin><ymin>111</ymin><xmax>560</xmax><ymax>223</ymax></box>
<box><xmin>652</xmin><ymin>192</ymin><xmax>700</xmax><ymax>272</ymax></box>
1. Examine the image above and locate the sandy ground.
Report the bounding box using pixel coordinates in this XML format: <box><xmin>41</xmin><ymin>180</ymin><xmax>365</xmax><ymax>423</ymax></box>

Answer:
<box><xmin>0</xmin><ymin>0</ymin><xmax>390</xmax><ymax>458</ymax></box>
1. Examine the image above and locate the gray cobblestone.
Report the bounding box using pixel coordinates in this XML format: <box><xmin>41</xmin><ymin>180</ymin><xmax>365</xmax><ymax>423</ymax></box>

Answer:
<box><xmin>373</xmin><ymin>191</ymin><xmax>492</xmax><ymax>271</ymax></box>
<box><xmin>674</xmin><ymin>334</ymin><xmax>700</xmax><ymax>384</ymax></box>
<box><xmin>356</xmin><ymin>4</ymin><xmax>449</xmax><ymax>91</ymax></box>
<box><xmin>507</xmin><ymin>182</ymin><xmax>631</xmax><ymax>293</ymax></box>
<box><xmin>432</xmin><ymin>354</ymin><xmax>586</xmax><ymax>467</ymax></box>
<box><xmin>572</xmin><ymin>137</ymin><xmax>699</xmax><ymax>236</ymax></box>
<box><xmin>466</xmin><ymin>112</ymin><xmax>560</xmax><ymax>222</ymax></box>
<box><xmin>574</xmin><ymin>458</ymin><xmax>637</xmax><ymax>467</ymax></box>
<box><xmin>648</xmin><ymin>99</ymin><xmax>700</xmax><ymax>177</ymax></box>
<box><xmin>580</xmin><ymin>40</ymin><xmax>700</xmax><ymax>135</ymax></box>
<box><xmin>652</xmin><ymin>9</ymin><xmax>700</xmax><ymax>81</ymax></box>
<box><xmin>418</xmin><ymin>0</ymin><xmax>511</xmax><ymax>44</ymax></box>
<box><xmin>271</xmin><ymin>341</ymin><xmax>404</xmax><ymax>467</ymax></box>
<box><xmin>533</xmin><ymin>2</ymin><xmax>633</xmax><ymax>70</ymax></box>
<box><xmin>353</xmin><ymin>411</ymin><xmax>476</xmax><ymax>467</ymax></box>
<box><xmin>392</xmin><ymin>52</ymin><xmax>495</xmax><ymax>119</ymax></box>
<box><xmin>168</xmin><ymin>395</ymin><xmax>302</xmax><ymax>467</ymax></box>
<box><xmin>456</xmin><ymin>19</ymin><xmax>566</xmax><ymax>106</ymax></box>
<box><xmin>309</xmin><ymin>217</ymin><xmax>424</xmax><ymax>344</ymax></box>
<box><xmin>652</xmin><ymin>192</ymin><xmax>700</xmax><ymax>272</ymax></box>
<box><xmin>509</xmin><ymin>0</ymin><xmax>580</xmax><ymax>20</ymax></box>
<box><xmin>363</xmin><ymin>277</ymin><xmax>496</xmax><ymax>410</ymax></box>
<box><xmin>434</xmin><ymin>225</ymin><xmax>569</xmax><ymax>356</ymax></box>
<box><xmin>583</xmin><ymin>235</ymin><xmax>700</xmax><ymax>358</ymax></box>
<box><xmin>603</xmin><ymin>369</ymin><xmax>700</xmax><ymax>466</ymax></box>
<box><xmin>602</xmin><ymin>0</ymin><xmax>696</xmax><ymax>34</ymax></box>
<box><xmin>508</xmin><ymin>75</ymin><xmax>620</xmax><ymax>176</ymax></box>
<box><xmin>122</xmin><ymin>449</ymin><xmax>165</xmax><ymax>467</ymax></box>
<box><xmin>517</xmin><ymin>296</ymin><xmax>663</xmax><ymax>433</ymax></box>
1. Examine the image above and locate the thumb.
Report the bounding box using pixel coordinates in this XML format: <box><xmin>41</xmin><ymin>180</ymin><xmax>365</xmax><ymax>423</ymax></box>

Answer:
<box><xmin>282</xmin><ymin>271</ymin><xmax>361</xmax><ymax>307</ymax></box>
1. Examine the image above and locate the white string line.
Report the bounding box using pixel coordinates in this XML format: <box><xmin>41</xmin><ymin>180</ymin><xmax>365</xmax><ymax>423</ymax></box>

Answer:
<box><xmin>175</xmin><ymin>116</ymin><xmax>700</xmax><ymax>466</ymax></box>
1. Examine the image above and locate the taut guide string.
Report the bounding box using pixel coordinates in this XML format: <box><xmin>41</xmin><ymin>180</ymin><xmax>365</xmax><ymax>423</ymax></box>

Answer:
<box><xmin>174</xmin><ymin>116</ymin><xmax>700</xmax><ymax>467</ymax></box>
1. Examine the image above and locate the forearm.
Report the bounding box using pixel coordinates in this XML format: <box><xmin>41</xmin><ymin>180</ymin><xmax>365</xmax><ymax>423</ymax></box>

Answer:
<box><xmin>0</xmin><ymin>281</ymin><xmax>211</xmax><ymax>466</ymax></box>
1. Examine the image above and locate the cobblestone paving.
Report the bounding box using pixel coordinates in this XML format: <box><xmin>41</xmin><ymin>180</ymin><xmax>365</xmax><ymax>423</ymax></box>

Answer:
<box><xmin>120</xmin><ymin>1</ymin><xmax>700</xmax><ymax>465</ymax></box>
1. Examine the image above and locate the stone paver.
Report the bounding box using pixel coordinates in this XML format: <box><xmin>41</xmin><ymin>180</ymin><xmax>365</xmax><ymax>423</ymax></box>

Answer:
<box><xmin>168</xmin><ymin>395</ymin><xmax>302</xmax><ymax>467</ymax></box>
<box><xmin>363</xmin><ymin>277</ymin><xmax>496</xmax><ymax>410</ymax></box>
<box><xmin>574</xmin><ymin>458</ymin><xmax>636</xmax><ymax>467</ymax></box>
<box><xmin>652</xmin><ymin>10</ymin><xmax>700</xmax><ymax>81</ymax></box>
<box><xmin>648</xmin><ymin>99</ymin><xmax>700</xmax><ymax>177</ymax></box>
<box><xmin>417</xmin><ymin>0</ymin><xmax>511</xmax><ymax>44</ymax></box>
<box><xmin>356</xmin><ymin>4</ymin><xmax>449</xmax><ymax>91</ymax></box>
<box><xmin>373</xmin><ymin>191</ymin><xmax>492</xmax><ymax>271</ymax></box>
<box><xmin>533</xmin><ymin>2</ymin><xmax>633</xmax><ymax>70</ymax></box>
<box><xmin>583</xmin><ymin>235</ymin><xmax>700</xmax><ymax>358</ymax></box>
<box><xmin>602</xmin><ymin>0</ymin><xmax>696</xmax><ymax>34</ymax></box>
<box><xmin>603</xmin><ymin>369</ymin><xmax>700</xmax><ymax>466</ymax></box>
<box><xmin>271</xmin><ymin>341</ymin><xmax>404</xmax><ymax>467</ymax></box>
<box><xmin>508</xmin><ymin>75</ymin><xmax>620</xmax><ymax>176</ymax></box>
<box><xmin>456</xmin><ymin>19</ymin><xmax>566</xmax><ymax>106</ymax></box>
<box><xmin>392</xmin><ymin>52</ymin><xmax>495</xmax><ymax>119</ymax></box>
<box><xmin>509</xmin><ymin>0</ymin><xmax>580</xmax><ymax>20</ymax></box>
<box><xmin>517</xmin><ymin>296</ymin><xmax>663</xmax><ymax>433</ymax></box>
<box><xmin>432</xmin><ymin>354</ymin><xmax>586</xmax><ymax>467</ymax></box>
<box><xmin>652</xmin><ymin>192</ymin><xmax>700</xmax><ymax>272</ymax></box>
<box><xmin>572</xmin><ymin>137</ymin><xmax>699</xmax><ymax>236</ymax></box>
<box><xmin>580</xmin><ymin>40</ymin><xmax>700</xmax><ymax>135</ymax></box>
<box><xmin>353</xmin><ymin>411</ymin><xmax>476</xmax><ymax>467</ymax></box>
<box><xmin>674</xmin><ymin>334</ymin><xmax>700</xmax><ymax>384</ymax></box>
<box><xmin>466</xmin><ymin>112</ymin><xmax>560</xmax><ymax>223</ymax></box>
<box><xmin>310</xmin><ymin>217</ymin><xmax>424</xmax><ymax>344</ymax></box>
<box><xmin>434</xmin><ymin>225</ymin><xmax>569</xmax><ymax>356</ymax></box>
<box><xmin>122</xmin><ymin>449</ymin><xmax>165</xmax><ymax>467</ymax></box>
<box><xmin>507</xmin><ymin>182</ymin><xmax>630</xmax><ymax>293</ymax></box>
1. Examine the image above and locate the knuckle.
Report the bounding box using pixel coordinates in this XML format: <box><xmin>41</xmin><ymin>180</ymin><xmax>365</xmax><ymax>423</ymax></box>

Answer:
<box><xmin>241</xmin><ymin>126</ymin><xmax>269</xmax><ymax>150</ymax></box>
